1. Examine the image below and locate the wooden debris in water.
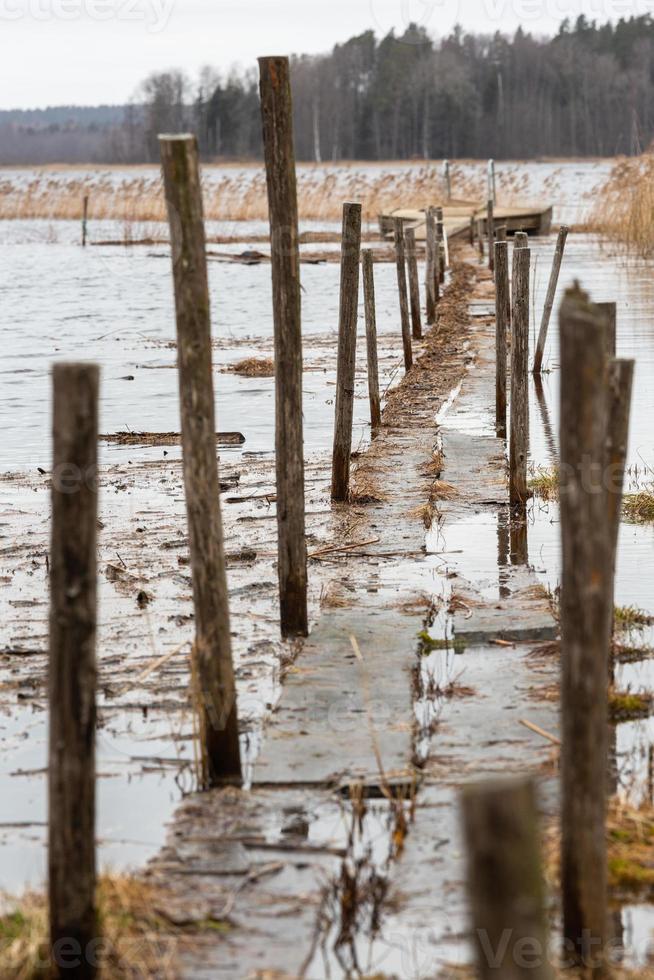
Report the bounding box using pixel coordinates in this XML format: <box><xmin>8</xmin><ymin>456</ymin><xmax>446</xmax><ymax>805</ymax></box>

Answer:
<box><xmin>100</xmin><ymin>431</ymin><xmax>245</xmax><ymax>446</ymax></box>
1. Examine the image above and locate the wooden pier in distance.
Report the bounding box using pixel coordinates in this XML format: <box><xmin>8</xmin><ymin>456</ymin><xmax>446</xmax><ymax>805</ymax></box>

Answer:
<box><xmin>379</xmin><ymin>199</ymin><xmax>553</xmax><ymax>243</ymax></box>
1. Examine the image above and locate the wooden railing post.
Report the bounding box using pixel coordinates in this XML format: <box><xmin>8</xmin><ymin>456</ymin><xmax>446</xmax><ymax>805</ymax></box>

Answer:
<box><xmin>533</xmin><ymin>225</ymin><xmax>569</xmax><ymax>374</ymax></box>
<box><xmin>332</xmin><ymin>201</ymin><xmax>362</xmax><ymax>501</ymax></box>
<box><xmin>405</xmin><ymin>226</ymin><xmax>422</xmax><ymax>340</ymax></box>
<box><xmin>425</xmin><ymin>207</ymin><xmax>437</xmax><ymax>324</ymax></box>
<box><xmin>509</xmin><ymin>246</ymin><xmax>531</xmax><ymax>509</ymax></box>
<box><xmin>362</xmin><ymin>249</ymin><xmax>382</xmax><ymax>430</ymax></box>
<box><xmin>258</xmin><ymin>55</ymin><xmax>308</xmax><ymax>638</ymax></box>
<box><xmin>160</xmin><ymin>134</ymin><xmax>242</xmax><ymax>787</ymax></box>
<box><xmin>393</xmin><ymin>217</ymin><xmax>413</xmax><ymax>372</ymax></box>
<box><xmin>49</xmin><ymin>363</ymin><xmax>99</xmax><ymax>978</ymax></box>
<box><xmin>494</xmin><ymin>241</ymin><xmax>510</xmax><ymax>440</ymax></box>
<box><xmin>461</xmin><ymin>777</ymin><xmax>553</xmax><ymax>980</ymax></box>
<box><xmin>559</xmin><ymin>285</ymin><xmax>612</xmax><ymax>970</ymax></box>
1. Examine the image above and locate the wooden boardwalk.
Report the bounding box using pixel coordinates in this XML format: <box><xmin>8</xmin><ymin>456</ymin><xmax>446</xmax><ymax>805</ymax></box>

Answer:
<box><xmin>379</xmin><ymin>199</ymin><xmax>553</xmax><ymax>243</ymax></box>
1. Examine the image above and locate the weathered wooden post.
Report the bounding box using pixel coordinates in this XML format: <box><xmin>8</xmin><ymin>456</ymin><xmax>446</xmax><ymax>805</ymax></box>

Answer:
<box><xmin>477</xmin><ymin>219</ymin><xmax>485</xmax><ymax>259</ymax></box>
<box><xmin>469</xmin><ymin>214</ymin><xmax>475</xmax><ymax>247</ymax></box>
<box><xmin>332</xmin><ymin>201</ymin><xmax>362</xmax><ymax>501</ymax></box>
<box><xmin>425</xmin><ymin>207</ymin><xmax>437</xmax><ymax>324</ymax></box>
<box><xmin>495</xmin><ymin>241</ymin><xmax>510</xmax><ymax>439</ymax></box>
<box><xmin>160</xmin><ymin>134</ymin><xmax>242</xmax><ymax>787</ymax></box>
<box><xmin>49</xmin><ymin>363</ymin><xmax>99</xmax><ymax>978</ymax></box>
<box><xmin>487</xmin><ymin>158</ymin><xmax>497</xmax><ymax>204</ymax></box>
<box><xmin>393</xmin><ymin>217</ymin><xmax>413</xmax><ymax>372</ymax></box>
<box><xmin>497</xmin><ymin>224</ymin><xmax>507</xmax><ymax>241</ymax></box>
<box><xmin>487</xmin><ymin>199</ymin><xmax>495</xmax><ymax>272</ymax></box>
<box><xmin>258</xmin><ymin>56</ymin><xmax>308</xmax><ymax>638</ymax></box>
<box><xmin>436</xmin><ymin>206</ymin><xmax>445</xmax><ymax>285</ymax></box>
<box><xmin>362</xmin><ymin>249</ymin><xmax>382</xmax><ymax>430</ymax></box>
<box><xmin>559</xmin><ymin>284</ymin><xmax>612</xmax><ymax>970</ymax></box>
<box><xmin>606</xmin><ymin>358</ymin><xmax>634</xmax><ymax>634</ymax></box>
<box><xmin>82</xmin><ymin>194</ymin><xmax>88</xmax><ymax>247</ymax></box>
<box><xmin>509</xmin><ymin>246</ymin><xmax>531</xmax><ymax>509</ymax></box>
<box><xmin>533</xmin><ymin>225</ymin><xmax>569</xmax><ymax>374</ymax></box>
<box><xmin>443</xmin><ymin>158</ymin><xmax>452</xmax><ymax>200</ymax></box>
<box><xmin>598</xmin><ymin>301</ymin><xmax>617</xmax><ymax>358</ymax></box>
<box><xmin>405</xmin><ymin>227</ymin><xmax>422</xmax><ymax>340</ymax></box>
<box><xmin>514</xmin><ymin>231</ymin><xmax>529</xmax><ymax>249</ymax></box>
<box><xmin>461</xmin><ymin>777</ymin><xmax>553</xmax><ymax>980</ymax></box>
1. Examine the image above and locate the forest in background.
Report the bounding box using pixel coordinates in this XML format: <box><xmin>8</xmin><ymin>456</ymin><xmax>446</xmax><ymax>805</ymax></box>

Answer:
<box><xmin>2</xmin><ymin>15</ymin><xmax>654</xmax><ymax>165</ymax></box>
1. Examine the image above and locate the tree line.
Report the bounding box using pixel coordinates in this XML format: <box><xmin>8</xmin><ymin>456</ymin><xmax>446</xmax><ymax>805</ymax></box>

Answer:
<box><xmin>2</xmin><ymin>15</ymin><xmax>654</xmax><ymax>165</ymax></box>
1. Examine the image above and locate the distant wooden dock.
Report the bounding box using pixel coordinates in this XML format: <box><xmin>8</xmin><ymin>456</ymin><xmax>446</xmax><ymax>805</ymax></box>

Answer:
<box><xmin>379</xmin><ymin>199</ymin><xmax>553</xmax><ymax>243</ymax></box>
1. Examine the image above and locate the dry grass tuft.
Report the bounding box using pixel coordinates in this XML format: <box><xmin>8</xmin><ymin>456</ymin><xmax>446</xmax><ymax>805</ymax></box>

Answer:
<box><xmin>615</xmin><ymin>605</ymin><xmax>654</xmax><ymax>631</ymax></box>
<box><xmin>588</xmin><ymin>153</ymin><xmax>654</xmax><ymax>257</ymax></box>
<box><xmin>609</xmin><ymin>687</ymin><xmax>653</xmax><ymax>723</ymax></box>
<box><xmin>528</xmin><ymin>466</ymin><xmax>559</xmax><ymax>501</ymax></box>
<box><xmin>407</xmin><ymin>501</ymin><xmax>436</xmax><ymax>528</ymax></box>
<box><xmin>348</xmin><ymin>466</ymin><xmax>389</xmax><ymax>506</ymax></box>
<box><xmin>227</xmin><ymin>357</ymin><xmax>275</xmax><ymax>378</ymax></box>
<box><xmin>320</xmin><ymin>582</ymin><xmax>355</xmax><ymax>609</ymax></box>
<box><xmin>623</xmin><ymin>490</ymin><xmax>654</xmax><ymax>523</ymax></box>
<box><xmin>429</xmin><ymin>480</ymin><xmax>458</xmax><ymax>501</ymax></box>
<box><xmin>0</xmin><ymin>873</ymin><xmax>221</xmax><ymax>978</ymax></box>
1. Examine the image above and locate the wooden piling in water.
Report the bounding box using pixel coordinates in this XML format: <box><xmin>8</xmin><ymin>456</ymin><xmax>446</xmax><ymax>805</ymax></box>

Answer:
<box><xmin>425</xmin><ymin>207</ymin><xmax>437</xmax><ymax>324</ymax></box>
<box><xmin>332</xmin><ymin>201</ymin><xmax>362</xmax><ymax>501</ymax></box>
<box><xmin>487</xmin><ymin>199</ymin><xmax>495</xmax><ymax>272</ymax></box>
<box><xmin>606</xmin><ymin>358</ymin><xmax>634</xmax><ymax>635</ymax></box>
<box><xmin>436</xmin><ymin>207</ymin><xmax>445</xmax><ymax>285</ymax></box>
<box><xmin>514</xmin><ymin>231</ymin><xmax>529</xmax><ymax>249</ymax></box>
<box><xmin>497</xmin><ymin>224</ymin><xmax>507</xmax><ymax>241</ymax></box>
<box><xmin>494</xmin><ymin>241</ymin><xmax>510</xmax><ymax>440</ymax></box>
<box><xmin>461</xmin><ymin>777</ymin><xmax>553</xmax><ymax>980</ymax></box>
<box><xmin>160</xmin><ymin>134</ymin><xmax>242</xmax><ymax>787</ymax></box>
<box><xmin>478</xmin><ymin>220</ymin><xmax>485</xmax><ymax>260</ymax></box>
<box><xmin>362</xmin><ymin>249</ymin><xmax>382</xmax><ymax>430</ymax></box>
<box><xmin>258</xmin><ymin>56</ymin><xmax>308</xmax><ymax>638</ymax></box>
<box><xmin>393</xmin><ymin>217</ymin><xmax>413</xmax><ymax>372</ymax></box>
<box><xmin>509</xmin><ymin>246</ymin><xmax>531</xmax><ymax>509</ymax></box>
<box><xmin>533</xmin><ymin>225</ymin><xmax>569</xmax><ymax>375</ymax></box>
<box><xmin>405</xmin><ymin>226</ymin><xmax>422</xmax><ymax>340</ymax></box>
<box><xmin>598</xmin><ymin>301</ymin><xmax>617</xmax><ymax>358</ymax></box>
<box><xmin>49</xmin><ymin>362</ymin><xmax>99</xmax><ymax>977</ymax></box>
<box><xmin>82</xmin><ymin>194</ymin><xmax>88</xmax><ymax>247</ymax></box>
<box><xmin>559</xmin><ymin>285</ymin><xmax>612</xmax><ymax>970</ymax></box>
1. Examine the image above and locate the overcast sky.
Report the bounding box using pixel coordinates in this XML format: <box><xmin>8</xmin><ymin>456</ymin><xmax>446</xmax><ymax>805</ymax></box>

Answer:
<box><xmin>1</xmin><ymin>0</ymin><xmax>652</xmax><ymax>109</ymax></box>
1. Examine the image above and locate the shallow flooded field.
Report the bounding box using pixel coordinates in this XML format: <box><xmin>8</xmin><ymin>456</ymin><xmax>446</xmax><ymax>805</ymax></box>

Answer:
<box><xmin>2</xmin><ymin>158</ymin><xmax>654</xmax><ymax>974</ymax></box>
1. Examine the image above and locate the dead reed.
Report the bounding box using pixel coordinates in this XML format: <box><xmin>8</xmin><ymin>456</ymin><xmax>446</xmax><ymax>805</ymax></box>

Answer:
<box><xmin>588</xmin><ymin>152</ymin><xmax>654</xmax><ymax>256</ymax></box>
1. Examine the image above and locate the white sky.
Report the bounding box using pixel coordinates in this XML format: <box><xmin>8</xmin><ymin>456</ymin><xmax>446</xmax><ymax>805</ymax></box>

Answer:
<box><xmin>1</xmin><ymin>0</ymin><xmax>653</xmax><ymax>109</ymax></box>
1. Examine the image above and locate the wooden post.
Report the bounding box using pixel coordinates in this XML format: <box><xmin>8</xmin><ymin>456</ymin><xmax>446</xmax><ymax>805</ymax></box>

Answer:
<box><xmin>425</xmin><ymin>207</ymin><xmax>437</xmax><ymax>324</ymax></box>
<box><xmin>487</xmin><ymin>158</ymin><xmax>497</xmax><ymax>204</ymax></box>
<box><xmin>49</xmin><ymin>363</ymin><xmax>99</xmax><ymax>978</ymax></box>
<box><xmin>160</xmin><ymin>135</ymin><xmax>242</xmax><ymax>787</ymax></box>
<box><xmin>362</xmin><ymin>249</ymin><xmax>382</xmax><ymax>430</ymax></box>
<box><xmin>514</xmin><ymin>231</ymin><xmax>529</xmax><ymax>248</ymax></box>
<box><xmin>497</xmin><ymin>224</ymin><xmax>507</xmax><ymax>241</ymax></box>
<box><xmin>331</xmin><ymin>201</ymin><xmax>362</xmax><ymax>501</ymax></box>
<box><xmin>444</xmin><ymin>158</ymin><xmax>452</xmax><ymax>200</ymax></box>
<box><xmin>495</xmin><ymin>241</ymin><xmax>510</xmax><ymax>440</ymax></box>
<box><xmin>469</xmin><ymin>214</ymin><xmax>475</xmax><ymax>246</ymax></box>
<box><xmin>606</xmin><ymin>358</ymin><xmax>634</xmax><ymax>634</ymax></box>
<box><xmin>477</xmin><ymin>220</ymin><xmax>484</xmax><ymax>260</ymax></box>
<box><xmin>82</xmin><ymin>194</ymin><xmax>88</xmax><ymax>247</ymax></box>
<box><xmin>487</xmin><ymin>199</ymin><xmax>494</xmax><ymax>272</ymax></box>
<box><xmin>393</xmin><ymin>217</ymin><xmax>413</xmax><ymax>372</ymax></box>
<box><xmin>405</xmin><ymin>227</ymin><xmax>422</xmax><ymax>340</ymax></box>
<box><xmin>258</xmin><ymin>56</ymin><xmax>308</xmax><ymax>638</ymax></box>
<box><xmin>436</xmin><ymin>206</ymin><xmax>445</xmax><ymax>285</ymax></box>
<box><xmin>509</xmin><ymin>247</ymin><xmax>531</xmax><ymax>509</ymax></box>
<box><xmin>533</xmin><ymin>225</ymin><xmax>569</xmax><ymax>374</ymax></box>
<box><xmin>461</xmin><ymin>777</ymin><xmax>553</xmax><ymax>980</ymax></box>
<box><xmin>559</xmin><ymin>285</ymin><xmax>612</xmax><ymax>970</ymax></box>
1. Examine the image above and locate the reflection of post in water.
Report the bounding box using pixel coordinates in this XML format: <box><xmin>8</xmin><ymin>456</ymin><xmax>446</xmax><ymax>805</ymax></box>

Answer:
<box><xmin>510</xmin><ymin>508</ymin><xmax>529</xmax><ymax>566</ymax></box>
<box><xmin>534</xmin><ymin>374</ymin><xmax>559</xmax><ymax>467</ymax></box>
<box><xmin>497</xmin><ymin>507</ymin><xmax>511</xmax><ymax>598</ymax></box>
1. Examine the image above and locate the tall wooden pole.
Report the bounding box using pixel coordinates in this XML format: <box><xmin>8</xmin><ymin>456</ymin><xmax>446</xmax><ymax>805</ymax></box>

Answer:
<box><xmin>494</xmin><ymin>241</ymin><xmax>510</xmax><ymax>440</ymax></box>
<box><xmin>331</xmin><ymin>201</ymin><xmax>362</xmax><ymax>501</ymax></box>
<box><xmin>258</xmin><ymin>56</ymin><xmax>308</xmax><ymax>637</ymax></box>
<box><xmin>559</xmin><ymin>285</ymin><xmax>611</xmax><ymax>971</ymax></box>
<box><xmin>487</xmin><ymin>198</ymin><xmax>495</xmax><ymax>272</ymax></box>
<box><xmin>425</xmin><ymin>207</ymin><xmax>437</xmax><ymax>324</ymax></box>
<box><xmin>393</xmin><ymin>217</ymin><xmax>413</xmax><ymax>372</ymax></box>
<box><xmin>533</xmin><ymin>225</ymin><xmax>569</xmax><ymax>374</ymax></box>
<box><xmin>606</xmin><ymin>359</ymin><xmax>634</xmax><ymax>636</ymax></box>
<box><xmin>436</xmin><ymin>206</ymin><xmax>444</xmax><ymax>287</ymax></box>
<box><xmin>49</xmin><ymin>363</ymin><xmax>99</xmax><ymax>979</ymax></box>
<box><xmin>462</xmin><ymin>777</ymin><xmax>553</xmax><ymax>980</ymax></box>
<box><xmin>160</xmin><ymin>134</ymin><xmax>242</xmax><ymax>787</ymax></box>
<box><xmin>405</xmin><ymin>226</ymin><xmax>422</xmax><ymax>340</ymax></box>
<box><xmin>509</xmin><ymin>247</ymin><xmax>530</xmax><ymax>509</ymax></box>
<box><xmin>362</xmin><ymin>249</ymin><xmax>382</xmax><ymax>430</ymax></box>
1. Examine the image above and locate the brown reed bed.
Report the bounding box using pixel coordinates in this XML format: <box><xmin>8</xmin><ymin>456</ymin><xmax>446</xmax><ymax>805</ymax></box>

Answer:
<box><xmin>588</xmin><ymin>152</ymin><xmax>654</xmax><ymax>256</ymax></box>
<box><xmin>0</xmin><ymin>161</ymin><xmax>538</xmax><ymax>225</ymax></box>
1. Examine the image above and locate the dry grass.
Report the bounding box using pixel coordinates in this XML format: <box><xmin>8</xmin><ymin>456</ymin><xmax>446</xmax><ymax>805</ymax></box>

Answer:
<box><xmin>529</xmin><ymin>466</ymin><xmax>559</xmax><ymax>501</ymax></box>
<box><xmin>227</xmin><ymin>357</ymin><xmax>275</xmax><ymax>378</ymax></box>
<box><xmin>623</xmin><ymin>489</ymin><xmax>654</xmax><ymax>523</ymax></box>
<box><xmin>615</xmin><ymin>605</ymin><xmax>654</xmax><ymax>631</ymax></box>
<box><xmin>609</xmin><ymin>687</ymin><xmax>653</xmax><ymax>723</ymax></box>
<box><xmin>348</xmin><ymin>465</ymin><xmax>389</xmax><ymax>505</ymax></box>
<box><xmin>320</xmin><ymin>582</ymin><xmax>355</xmax><ymax>609</ymax></box>
<box><xmin>588</xmin><ymin>153</ymin><xmax>654</xmax><ymax>256</ymax></box>
<box><xmin>0</xmin><ymin>873</ymin><xmax>222</xmax><ymax>979</ymax></box>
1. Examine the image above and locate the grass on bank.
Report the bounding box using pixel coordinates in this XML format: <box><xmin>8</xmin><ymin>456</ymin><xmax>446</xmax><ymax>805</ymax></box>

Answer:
<box><xmin>0</xmin><ymin>874</ymin><xmax>228</xmax><ymax>979</ymax></box>
<box><xmin>623</xmin><ymin>490</ymin><xmax>654</xmax><ymax>523</ymax></box>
